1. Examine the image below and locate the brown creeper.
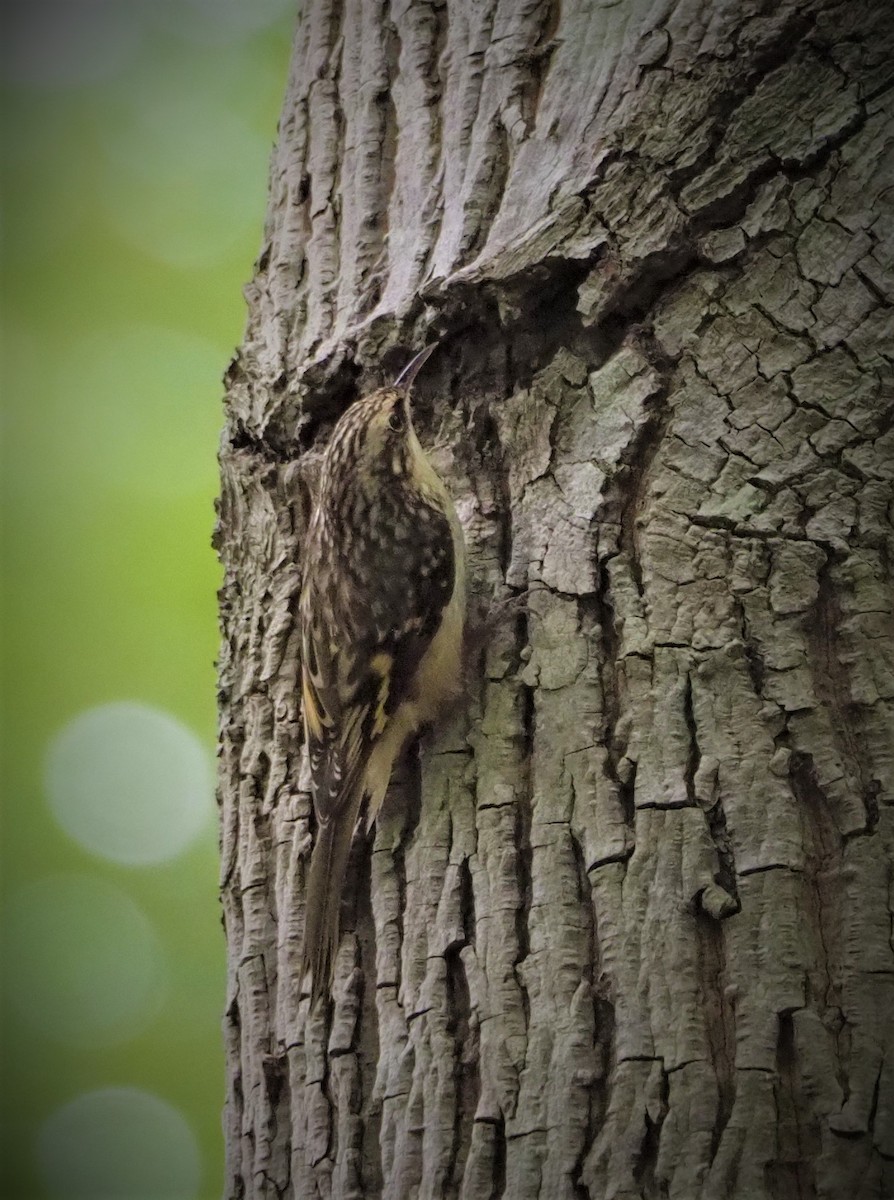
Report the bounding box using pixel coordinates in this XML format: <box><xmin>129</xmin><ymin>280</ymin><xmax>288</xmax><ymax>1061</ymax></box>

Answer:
<box><xmin>299</xmin><ymin>345</ymin><xmax>466</xmax><ymax>1002</ymax></box>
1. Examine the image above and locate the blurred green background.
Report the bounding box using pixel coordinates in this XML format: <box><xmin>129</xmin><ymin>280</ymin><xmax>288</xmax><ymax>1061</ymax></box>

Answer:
<box><xmin>1</xmin><ymin>3</ymin><xmax>294</xmax><ymax>1196</ymax></box>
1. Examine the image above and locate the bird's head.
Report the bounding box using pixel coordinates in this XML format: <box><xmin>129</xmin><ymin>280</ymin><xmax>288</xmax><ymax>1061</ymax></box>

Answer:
<box><xmin>322</xmin><ymin>344</ymin><xmax>438</xmax><ymax>489</ymax></box>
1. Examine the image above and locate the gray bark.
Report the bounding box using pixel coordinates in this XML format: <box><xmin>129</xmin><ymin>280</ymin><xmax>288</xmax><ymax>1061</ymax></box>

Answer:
<box><xmin>216</xmin><ymin>1</ymin><xmax>894</xmax><ymax>1197</ymax></box>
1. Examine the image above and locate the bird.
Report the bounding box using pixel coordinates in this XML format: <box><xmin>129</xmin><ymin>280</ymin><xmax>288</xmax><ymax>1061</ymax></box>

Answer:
<box><xmin>299</xmin><ymin>344</ymin><xmax>466</xmax><ymax>1004</ymax></box>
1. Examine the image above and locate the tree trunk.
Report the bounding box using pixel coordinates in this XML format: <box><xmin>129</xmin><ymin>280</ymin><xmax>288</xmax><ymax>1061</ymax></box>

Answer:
<box><xmin>216</xmin><ymin>1</ymin><xmax>894</xmax><ymax>1196</ymax></box>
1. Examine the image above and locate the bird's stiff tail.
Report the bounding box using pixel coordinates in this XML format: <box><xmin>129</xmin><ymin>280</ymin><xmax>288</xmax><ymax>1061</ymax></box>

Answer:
<box><xmin>301</xmin><ymin>786</ymin><xmax>364</xmax><ymax>1005</ymax></box>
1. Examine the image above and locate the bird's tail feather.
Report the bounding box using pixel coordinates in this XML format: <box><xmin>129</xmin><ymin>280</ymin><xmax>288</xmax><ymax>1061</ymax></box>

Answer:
<box><xmin>301</xmin><ymin>784</ymin><xmax>364</xmax><ymax>1005</ymax></box>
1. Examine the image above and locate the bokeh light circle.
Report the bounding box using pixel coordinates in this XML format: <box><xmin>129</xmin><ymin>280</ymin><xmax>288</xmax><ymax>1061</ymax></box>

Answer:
<box><xmin>37</xmin><ymin>1087</ymin><xmax>201</xmax><ymax>1199</ymax></box>
<box><xmin>3</xmin><ymin>875</ymin><xmax>166</xmax><ymax>1046</ymax></box>
<box><xmin>45</xmin><ymin>701</ymin><xmax>213</xmax><ymax>866</ymax></box>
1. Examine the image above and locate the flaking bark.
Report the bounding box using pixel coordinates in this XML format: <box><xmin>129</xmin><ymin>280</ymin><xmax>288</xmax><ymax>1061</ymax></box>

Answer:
<box><xmin>217</xmin><ymin>1</ymin><xmax>894</xmax><ymax>1196</ymax></box>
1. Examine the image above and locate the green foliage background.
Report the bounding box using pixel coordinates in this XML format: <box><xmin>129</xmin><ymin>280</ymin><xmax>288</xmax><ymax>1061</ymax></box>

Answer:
<box><xmin>1</xmin><ymin>4</ymin><xmax>293</xmax><ymax>1196</ymax></box>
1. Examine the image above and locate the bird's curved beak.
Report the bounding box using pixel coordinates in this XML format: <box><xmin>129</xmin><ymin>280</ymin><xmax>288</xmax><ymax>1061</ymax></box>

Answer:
<box><xmin>393</xmin><ymin>342</ymin><xmax>438</xmax><ymax>390</ymax></box>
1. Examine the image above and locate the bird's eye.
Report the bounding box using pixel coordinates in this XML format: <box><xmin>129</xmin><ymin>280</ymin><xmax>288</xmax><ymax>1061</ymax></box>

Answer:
<box><xmin>388</xmin><ymin>406</ymin><xmax>405</xmax><ymax>432</ymax></box>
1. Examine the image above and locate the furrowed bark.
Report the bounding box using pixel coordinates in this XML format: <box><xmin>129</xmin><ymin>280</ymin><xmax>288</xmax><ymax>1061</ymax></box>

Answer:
<box><xmin>217</xmin><ymin>2</ymin><xmax>894</xmax><ymax>1196</ymax></box>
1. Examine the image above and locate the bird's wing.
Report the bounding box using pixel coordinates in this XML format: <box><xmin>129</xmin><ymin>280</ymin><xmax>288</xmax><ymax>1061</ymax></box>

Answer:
<box><xmin>300</xmin><ymin>509</ymin><xmax>455</xmax><ymax>823</ymax></box>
